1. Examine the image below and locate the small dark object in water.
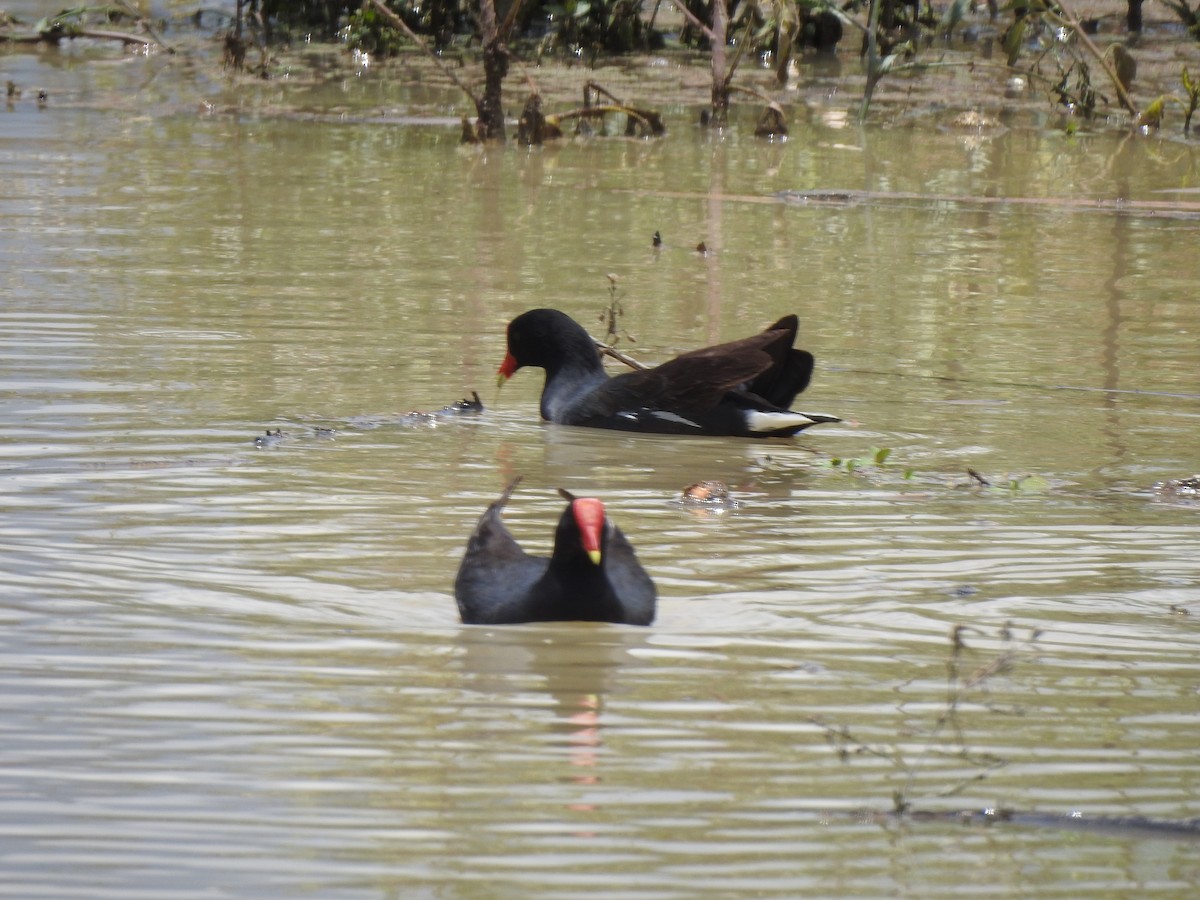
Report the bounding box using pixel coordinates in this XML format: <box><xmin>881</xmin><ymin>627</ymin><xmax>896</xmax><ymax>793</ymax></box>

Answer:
<box><xmin>652</xmin><ymin>230</ymin><xmax>662</xmax><ymax>248</ymax></box>
<box><xmin>444</xmin><ymin>391</ymin><xmax>484</xmax><ymax>415</ymax></box>
<box><xmin>454</xmin><ymin>477</ymin><xmax>656</xmax><ymax>625</ymax></box>
<box><xmin>776</xmin><ymin>190</ymin><xmax>861</xmax><ymax>206</ymax></box>
<box><xmin>345</xmin><ymin>393</ymin><xmax>484</xmax><ymax>431</ymax></box>
<box><xmin>798</xmin><ymin>9</ymin><xmax>843</xmax><ymax>52</ymax></box>
<box><xmin>755</xmin><ymin>103</ymin><xmax>788</xmax><ymax>138</ymax></box>
<box><xmin>518</xmin><ymin>94</ymin><xmax>558</xmax><ymax>145</ymax></box>
<box><xmin>677</xmin><ymin>481</ymin><xmax>740</xmax><ymax>512</ymax></box>
<box><xmin>254</xmin><ymin>428</ymin><xmax>289</xmax><ymax>448</ymax></box>
<box><xmin>695</xmin><ymin>241</ymin><xmax>708</xmax><ymax>254</ymax></box>
<box><xmin>391</xmin><ymin>391</ymin><xmax>485</xmax><ymax>428</ymax></box>
<box><xmin>1153</xmin><ymin>475</ymin><xmax>1200</xmax><ymax>499</ymax></box>
<box><xmin>679</xmin><ymin>480</ymin><xmax>739</xmax><ymax>508</ymax></box>
<box><xmin>682</xmin><ymin>481</ymin><xmax>727</xmax><ymax>502</ymax></box>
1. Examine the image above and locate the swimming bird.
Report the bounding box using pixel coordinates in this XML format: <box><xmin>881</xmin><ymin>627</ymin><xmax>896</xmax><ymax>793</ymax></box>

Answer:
<box><xmin>497</xmin><ymin>308</ymin><xmax>839</xmax><ymax>438</ymax></box>
<box><xmin>454</xmin><ymin>478</ymin><xmax>656</xmax><ymax>626</ymax></box>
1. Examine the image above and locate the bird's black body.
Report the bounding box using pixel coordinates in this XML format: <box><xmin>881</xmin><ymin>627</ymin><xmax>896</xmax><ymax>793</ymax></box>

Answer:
<box><xmin>498</xmin><ymin>308</ymin><xmax>838</xmax><ymax>438</ymax></box>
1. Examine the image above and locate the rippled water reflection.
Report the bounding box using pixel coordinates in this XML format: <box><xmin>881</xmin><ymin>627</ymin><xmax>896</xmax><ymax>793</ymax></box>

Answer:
<box><xmin>2</xmin><ymin>31</ymin><xmax>1200</xmax><ymax>898</ymax></box>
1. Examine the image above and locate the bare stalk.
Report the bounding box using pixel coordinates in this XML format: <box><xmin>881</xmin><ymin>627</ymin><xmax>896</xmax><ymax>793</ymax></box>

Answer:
<box><xmin>366</xmin><ymin>0</ymin><xmax>481</xmax><ymax>106</ymax></box>
<box><xmin>1045</xmin><ymin>0</ymin><xmax>1139</xmax><ymax>116</ymax></box>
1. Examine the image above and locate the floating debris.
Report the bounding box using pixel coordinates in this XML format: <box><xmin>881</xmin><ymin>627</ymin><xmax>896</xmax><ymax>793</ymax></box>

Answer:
<box><xmin>775</xmin><ymin>189</ymin><xmax>862</xmax><ymax>206</ymax></box>
<box><xmin>252</xmin><ymin>392</ymin><xmax>480</xmax><ymax>445</ymax></box>
<box><xmin>949</xmin><ymin>110</ymin><xmax>1001</xmax><ymax>131</ymax></box>
<box><xmin>442</xmin><ymin>391</ymin><xmax>483</xmax><ymax>415</ymax></box>
<box><xmin>754</xmin><ymin>102</ymin><xmax>788</xmax><ymax>138</ymax></box>
<box><xmin>967</xmin><ymin>468</ymin><xmax>991</xmax><ymax>487</ymax></box>
<box><xmin>400</xmin><ymin>391</ymin><xmax>483</xmax><ymax>425</ymax></box>
<box><xmin>1153</xmin><ymin>475</ymin><xmax>1200</xmax><ymax>500</ymax></box>
<box><xmin>348</xmin><ymin>391</ymin><xmax>484</xmax><ymax>430</ymax></box>
<box><xmin>253</xmin><ymin>428</ymin><xmax>290</xmax><ymax>448</ymax></box>
<box><xmin>676</xmin><ymin>481</ymin><xmax>740</xmax><ymax>511</ymax></box>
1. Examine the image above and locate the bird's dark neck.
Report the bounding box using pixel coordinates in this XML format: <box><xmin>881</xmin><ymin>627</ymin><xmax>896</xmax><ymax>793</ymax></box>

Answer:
<box><xmin>539</xmin><ymin>352</ymin><xmax>608</xmax><ymax>422</ymax></box>
<box><xmin>535</xmin><ymin>539</ymin><xmax>623</xmax><ymax>621</ymax></box>
<box><xmin>537</xmin><ymin>565</ymin><xmax>623</xmax><ymax>622</ymax></box>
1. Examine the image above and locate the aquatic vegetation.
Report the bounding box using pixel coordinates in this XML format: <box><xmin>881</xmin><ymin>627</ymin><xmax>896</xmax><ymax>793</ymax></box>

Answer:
<box><xmin>8</xmin><ymin>1</ymin><xmax>1196</xmax><ymax>137</ymax></box>
<box><xmin>0</xmin><ymin>3</ymin><xmax>169</xmax><ymax>51</ymax></box>
<box><xmin>1139</xmin><ymin>65</ymin><xmax>1200</xmax><ymax>133</ymax></box>
<box><xmin>1159</xmin><ymin>0</ymin><xmax>1200</xmax><ymax>42</ymax></box>
<box><xmin>517</xmin><ymin>81</ymin><xmax>665</xmax><ymax>142</ymax></box>
<box><xmin>823</xmin><ymin>446</ymin><xmax>913</xmax><ymax>480</ymax></box>
<box><xmin>811</xmin><ymin>623</ymin><xmax>1042</xmax><ymax>813</ymax></box>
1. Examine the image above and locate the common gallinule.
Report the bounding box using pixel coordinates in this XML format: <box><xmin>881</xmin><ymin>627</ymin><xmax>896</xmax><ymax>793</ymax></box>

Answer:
<box><xmin>497</xmin><ymin>308</ymin><xmax>839</xmax><ymax>438</ymax></box>
<box><xmin>454</xmin><ymin>478</ymin><xmax>656</xmax><ymax>625</ymax></box>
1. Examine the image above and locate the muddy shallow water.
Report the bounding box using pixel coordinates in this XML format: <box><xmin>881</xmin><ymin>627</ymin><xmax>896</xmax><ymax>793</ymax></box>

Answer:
<box><xmin>3</xmin><ymin>7</ymin><xmax>1200</xmax><ymax>898</ymax></box>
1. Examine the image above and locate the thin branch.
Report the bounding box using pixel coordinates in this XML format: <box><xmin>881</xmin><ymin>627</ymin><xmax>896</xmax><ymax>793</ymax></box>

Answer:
<box><xmin>585</xmin><ymin>80</ymin><xmax>625</xmax><ymax>105</ymax></box>
<box><xmin>1047</xmin><ymin>0</ymin><xmax>1138</xmax><ymax>116</ymax></box>
<box><xmin>722</xmin><ymin>12</ymin><xmax>755</xmax><ymax>90</ymax></box>
<box><xmin>860</xmin><ymin>0</ymin><xmax>883</xmax><ymax>120</ymax></box>
<box><xmin>673</xmin><ymin>0</ymin><xmax>716</xmax><ymax>42</ymax></box>
<box><xmin>728</xmin><ymin>83</ymin><xmax>775</xmax><ymax>105</ymax></box>
<box><xmin>594</xmin><ymin>338</ymin><xmax>648</xmax><ymax>371</ymax></box>
<box><xmin>366</xmin><ymin>0</ymin><xmax>480</xmax><ymax>106</ymax></box>
<box><xmin>552</xmin><ymin>104</ymin><xmax>661</xmax><ymax>136</ymax></box>
<box><xmin>497</xmin><ymin>0</ymin><xmax>526</xmax><ymax>41</ymax></box>
<box><xmin>113</xmin><ymin>0</ymin><xmax>174</xmax><ymax>53</ymax></box>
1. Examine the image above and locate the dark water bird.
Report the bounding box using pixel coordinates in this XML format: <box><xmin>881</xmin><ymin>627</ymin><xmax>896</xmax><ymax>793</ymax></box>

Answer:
<box><xmin>454</xmin><ymin>478</ymin><xmax>656</xmax><ymax>626</ymax></box>
<box><xmin>497</xmin><ymin>308</ymin><xmax>839</xmax><ymax>438</ymax></box>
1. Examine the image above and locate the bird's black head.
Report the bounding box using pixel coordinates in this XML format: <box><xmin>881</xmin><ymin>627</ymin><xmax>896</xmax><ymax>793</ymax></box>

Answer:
<box><xmin>498</xmin><ymin>308</ymin><xmax>598</xmax><ymax>380</ymax></box>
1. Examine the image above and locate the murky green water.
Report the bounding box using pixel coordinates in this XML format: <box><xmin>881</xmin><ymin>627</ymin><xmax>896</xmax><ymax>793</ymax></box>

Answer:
<box><xmin>3</xmin><ymin>20</ymin><xmax>1200</xmax><ymax>899</ymax></box>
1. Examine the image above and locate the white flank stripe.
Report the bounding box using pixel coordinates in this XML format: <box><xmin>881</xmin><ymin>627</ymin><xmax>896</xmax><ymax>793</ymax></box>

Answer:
<box><xmin>650</xmin><ymin>410</ymin><xmax>702</xmax><ymax>428</ymax></box>
<box><xmin>744</xmin><ymin>411</ymin><xmax>823</xmax><ymax>433</ymax></box>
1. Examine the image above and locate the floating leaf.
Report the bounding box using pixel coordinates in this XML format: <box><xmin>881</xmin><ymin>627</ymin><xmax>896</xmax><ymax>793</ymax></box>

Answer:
<box><xmin>1007</xmin><ymin>474</ymin><xmax>1050</xmax><ymax>494</ymax></box>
